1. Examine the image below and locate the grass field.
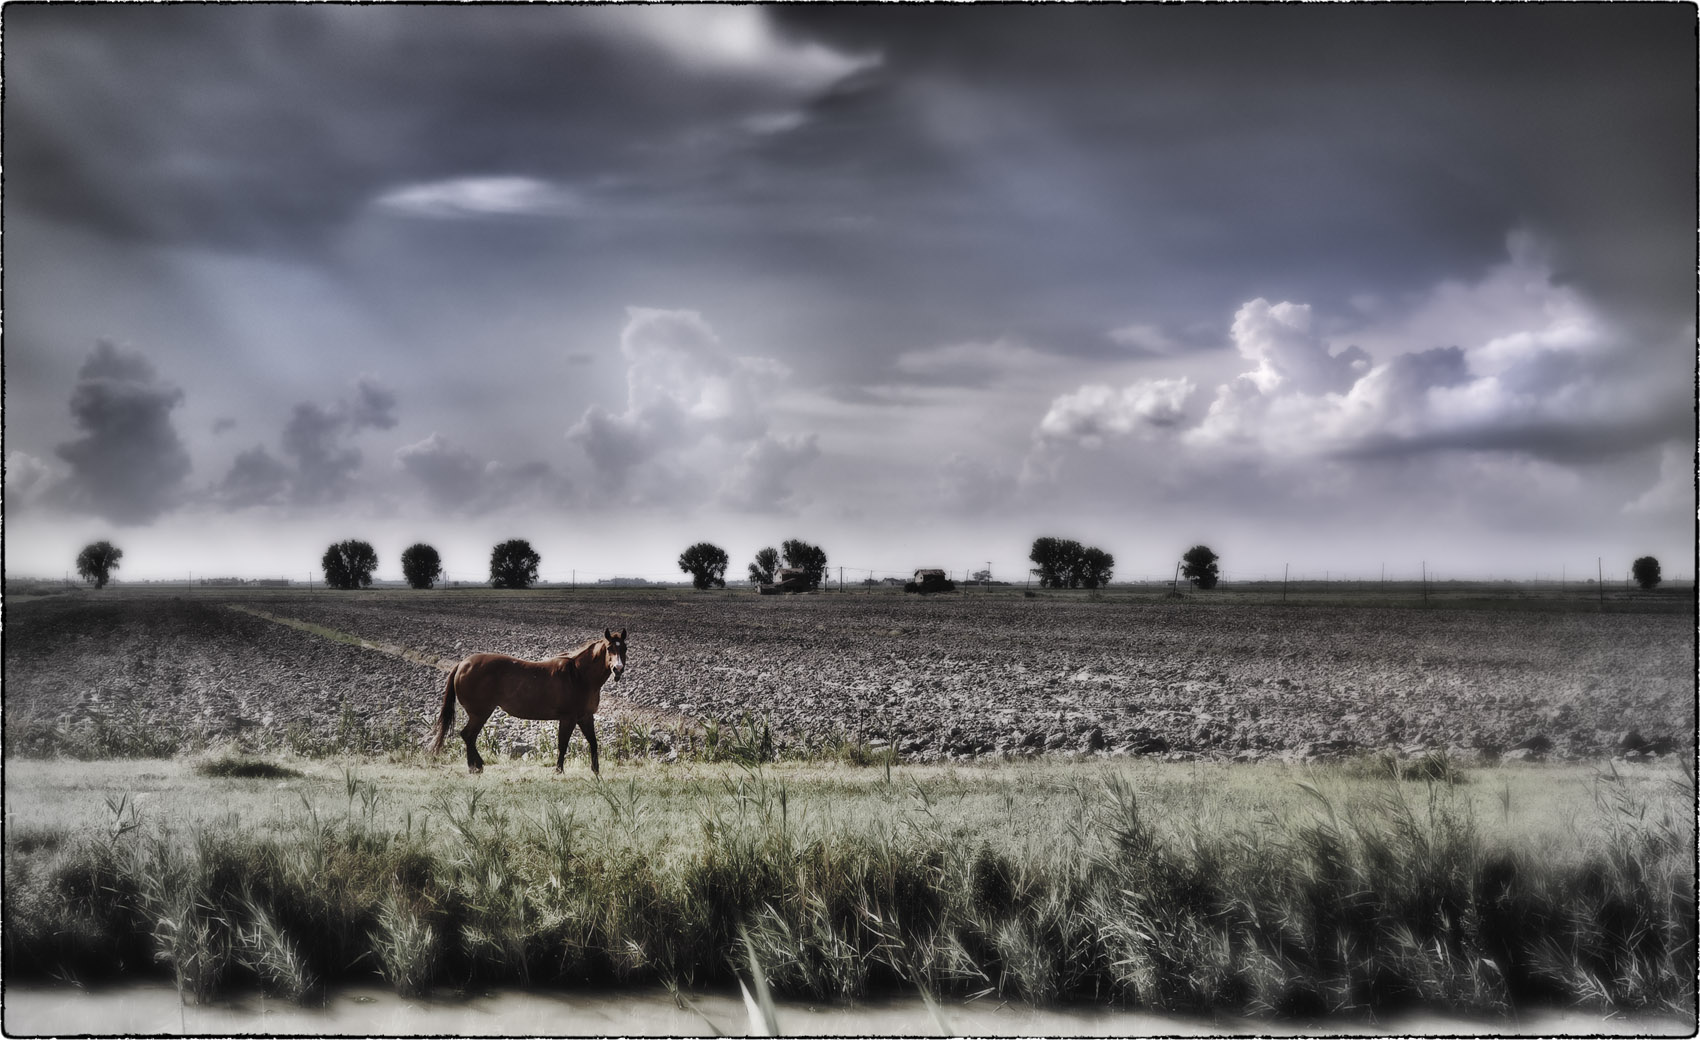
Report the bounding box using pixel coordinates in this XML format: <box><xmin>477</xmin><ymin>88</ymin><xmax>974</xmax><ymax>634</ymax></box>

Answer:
<box><xmin>5</xmin><ymin>751</ymin><xmax>1692</xmax><ymax>1020</ymax></box>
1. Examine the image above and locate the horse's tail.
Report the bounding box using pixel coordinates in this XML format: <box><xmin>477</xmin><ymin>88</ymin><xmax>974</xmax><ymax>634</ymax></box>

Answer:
<box><xmin>429</xmin><ymin>668</ymin><xmax>457</xmax><ymax>752</ymax></box>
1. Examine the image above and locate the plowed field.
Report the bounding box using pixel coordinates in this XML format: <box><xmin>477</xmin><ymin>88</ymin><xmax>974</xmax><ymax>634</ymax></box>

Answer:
<box><xmin>5</xmin><ymin>588</ymin><xmax>1692</xmax><ymax>762</ymax></box>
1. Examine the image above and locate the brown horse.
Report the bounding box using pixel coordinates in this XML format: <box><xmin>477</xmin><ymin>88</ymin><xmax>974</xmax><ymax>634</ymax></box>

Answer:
<box><xmin>429</xmin><ymin>628</ymin><xmax>627</xmax><ymax>776</ymax></box>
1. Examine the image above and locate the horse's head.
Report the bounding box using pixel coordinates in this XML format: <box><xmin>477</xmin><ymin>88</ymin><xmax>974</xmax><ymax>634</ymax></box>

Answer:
<box><xmin>602</xmin><ymin>627</ymin><xmax>628</xmax><ymax>682</ymax></box>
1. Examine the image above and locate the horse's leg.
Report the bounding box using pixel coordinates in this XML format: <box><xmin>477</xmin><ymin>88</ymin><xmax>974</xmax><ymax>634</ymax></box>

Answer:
<box><xmin>555</xmin><ymin>719</ymin><xmax>572</xmax><ymax>774</ymax></box>
<box><xmin>461</xmin><ymin>707</ymin><xmax>494</xmax><ymax>774</ymax></box>
<box><xmin>579</xmin><ymin>717</ymin><xmax>600</xmax><ymax>776</ymax></box>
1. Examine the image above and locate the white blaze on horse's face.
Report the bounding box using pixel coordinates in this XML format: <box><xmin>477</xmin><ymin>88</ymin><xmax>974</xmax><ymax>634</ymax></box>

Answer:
<box><xmin>604</xmin><ymin>627</ymin><xmax>627</xmax><ymax>682</ymax></box>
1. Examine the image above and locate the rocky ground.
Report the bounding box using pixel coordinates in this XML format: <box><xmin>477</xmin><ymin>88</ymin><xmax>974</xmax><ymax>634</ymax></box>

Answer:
<box><xmin>7</xmin><ymin>588</ymin><xmax>1691</xmax><ymax>764</ymax></box>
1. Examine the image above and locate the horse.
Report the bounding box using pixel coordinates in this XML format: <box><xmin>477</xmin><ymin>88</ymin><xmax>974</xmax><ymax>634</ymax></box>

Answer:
<box><xmin>429</xmin><ymin>628</ymin><xmax>627</xmax><ymax>776</ymax></box>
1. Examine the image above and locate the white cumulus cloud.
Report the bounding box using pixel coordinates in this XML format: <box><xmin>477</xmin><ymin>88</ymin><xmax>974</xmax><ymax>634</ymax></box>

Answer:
<box><xmin>1036</xmin><ymin>377</ymin><xmax>1198</xmax><ymax>448</ymax></box>
<box><xmin>1185</xmin><ymin>238</ymin><xmax>1682</xmax><ymax>464</ymax></box>
<box><xmin>566</xmin><ymin>308</ymin><xmax>817</xmax><ymax>511</ymax></box>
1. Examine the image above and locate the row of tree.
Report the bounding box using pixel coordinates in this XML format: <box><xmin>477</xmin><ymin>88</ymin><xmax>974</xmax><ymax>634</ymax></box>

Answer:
<box><xmin>677</xmin><ymin>539</ymin><xmax>828</xmax><ymax>590</ymax></box>
<box><xmin>1024</xmin><ymin>539</ymin><xmax>1221</xmax><ymax>590</ymax></box>
<box><xmin>68</xmin><ymin>538</ymin><xmax>1670</xmax><ymax>592</ymax></box>
<box><xmin>320</xmin><ymin>538</ymin><xmax>540</xmax><ymax>590</ymax></box>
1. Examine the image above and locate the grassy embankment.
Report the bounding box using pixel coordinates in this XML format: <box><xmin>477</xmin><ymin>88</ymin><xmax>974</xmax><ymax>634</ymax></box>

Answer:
<box><xmin>4</xmin><ymin>749</ymin><xmax>1691</xmax><ymax>1021</ymax></box>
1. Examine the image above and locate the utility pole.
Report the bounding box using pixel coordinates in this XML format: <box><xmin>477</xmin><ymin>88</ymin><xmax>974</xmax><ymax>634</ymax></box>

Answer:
<box><xmin>1421</xmin><ymin>561</ymin><xmax>1428</xmax><ymax>605</ymax></box>
<box><xmin>1282</xmin><ymin>563</ymin><xmax>1288</xmax><ymax>603</ymax></box>
<box><xmin>1597</xmin><ymin>557</ymin><xmax>1603</xmax><ymax>607</ymax></box>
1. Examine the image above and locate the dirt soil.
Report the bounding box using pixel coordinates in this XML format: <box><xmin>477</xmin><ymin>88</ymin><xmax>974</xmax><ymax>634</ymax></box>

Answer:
<box><xmin>5</xmin><ymin>590</ymin><xmax>1692</xmax><ymax>763</ymax></box>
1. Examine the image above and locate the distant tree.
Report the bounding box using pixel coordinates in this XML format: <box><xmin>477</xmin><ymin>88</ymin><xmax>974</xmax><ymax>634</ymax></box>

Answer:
<box><xmin>75</xmin><ymin>540</ymin><xmax>123</xmax><ymax>589</ymax></box>
<box><xmin>1029</xmin><ymin>536</ymin><xmax>1080</xmax><ymax>588</ymax></box>
<box><xmin>1632</xmin><ymin>555</ymin><xmax>1662</xmax><ymax>590</ymax></box>
<box><xmin>489</xmin><ymin>539</ymin><xmax>541</xmax><ymax>589</ymax></box>
<box><xmin>971</xmin><ymin>568</ymin><xmax>992</xmax><ymax>583</ymax></box>
<box><xmin>781</xmin><ymin>539</ymin><xmax>828</xmax><ymax>590</ymax></box>
<box><xmin>1029</xmin><ymin>536</ymin><xmax>1113</xmax><ymax>589</ymax></box>
<box><xmin>678</xmin><ymin>542</ymin><xmax>730</xmax><ymax>590</ymax></box>
<box><xmin>748</xmin><ymin>546</ymin><xmax>780</xmax><ymax>586</ymax></box>
<box><xmin>401</xmin><ymin>543</ymin><xmax>442</xmax><ymax>590</ymax></box>
<box><xmin>1079</xmin><ymin>547</ymin><xmax>1116</xmax><ymax>589</ymax></box>
<box><xmin>1181</xmin><ymin>545</ymin><xmax>1220</xmax><ymax>590</ymax></box>
<box><xmin>321</xmin><ymin>540</ymin><xmax>378</xmax><ymax>590</ymax></box>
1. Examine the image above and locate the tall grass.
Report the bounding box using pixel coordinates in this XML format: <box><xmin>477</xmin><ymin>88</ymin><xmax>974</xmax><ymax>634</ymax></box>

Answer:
<box><xmin>5</xmin><ymin>761</ymin><xmax>1691</xmax><ymax>1021</ymax></box>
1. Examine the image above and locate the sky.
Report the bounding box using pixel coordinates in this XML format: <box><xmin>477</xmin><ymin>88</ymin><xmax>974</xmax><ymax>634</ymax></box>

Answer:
<box><xmin>4</xmin><ymin>4</ymin><xmax>1694</xmax><ymax>585</ymax></box>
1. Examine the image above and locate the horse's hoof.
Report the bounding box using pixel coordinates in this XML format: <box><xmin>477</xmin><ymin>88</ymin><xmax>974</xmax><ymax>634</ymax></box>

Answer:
<box><xmin>468</xmin><ymin>766</ymin><xmax>482</xmax><ymax>775</ymax></box>
<box><xmin>553</xmin><ymin>766</ymin><xmax>564</xmax><ymax>775</ymax></box>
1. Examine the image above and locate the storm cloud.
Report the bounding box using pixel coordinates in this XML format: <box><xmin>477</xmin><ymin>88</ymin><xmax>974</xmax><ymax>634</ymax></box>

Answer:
<box><xmin>395</xmin><ymin>433</ymin><xmax>572</xmax><ymax>515</ymax></box>
<box><xmin>52</xmin><ymin>341</ymin><xmax>192</xmax><ymax>525</ymax></box>
<box><xmin>4</xmin><ymin>6</ymin><xmax>1691</xmax><ymax>580</ymax></box>
<box><xmin>217</xmin><ymin>377</ymin><xmax>400</xmax><ymax>508</ymax></box>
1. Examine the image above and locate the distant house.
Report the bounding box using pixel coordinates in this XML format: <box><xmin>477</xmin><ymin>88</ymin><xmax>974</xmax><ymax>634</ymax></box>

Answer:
<box><xmin>907</xmin><ymin>569</ymin><xmax>956</xmax><ymax>594</ymax></box>
<box><xmin>758</xmin><ymin>568</ymin><xmax>815</xmax><ymax>595</ymax></box>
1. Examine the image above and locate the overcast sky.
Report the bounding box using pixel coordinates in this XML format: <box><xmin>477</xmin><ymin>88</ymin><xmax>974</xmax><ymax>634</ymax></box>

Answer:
<box><xmin>5</xmin><ymin>4</ymin><xmax>1693</xmax><ymax>584</ymax></box>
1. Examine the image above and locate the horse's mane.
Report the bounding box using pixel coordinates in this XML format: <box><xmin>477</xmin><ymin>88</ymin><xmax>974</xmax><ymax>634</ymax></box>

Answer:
<box><xmin>552</xmin><ymin>636</ymin><xmax>605</xmax><ymax>662</ymax></box>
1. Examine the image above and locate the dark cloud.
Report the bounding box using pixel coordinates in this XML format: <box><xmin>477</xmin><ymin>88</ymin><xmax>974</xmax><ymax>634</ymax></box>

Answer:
<box><xmin>7</xmin><ymin>5</ymin><xmax>1687</xmax><ymax>405</ymax></box>
<box><xmin>52</xmin><ymin>341</ymin><xmax>192</xmax><ymax>524</ymax></box>
<box><xmin>347</xmin><ymin>377</ymin><xmax>399</xmax><ymax>431</ymax></box>
<box><xmin>214</xmin><ymin>378</ymin><xmax>401</xmax><ymax>507</ymax></box>
<box><xmin>216</xmin><ymin>446</ymin><xmax>291</xmax><ymax>509</ymax></box>
<box><xmin>280</xmin><ymin>401</ymin><xmax>364</xmax><ymax>505</ymax></box>
<box><xmin>3</xmin><ymin>5</ymin><xmax>876</xmax><ymax>253</ymax></box>
<box><xmin>4</xmin><ymin>6</ymin><xmax>1690</xmax><ymax>577</ymax></box>
<box><xmin>395</xmin><ymin>433</ymin><xmax>485</xmax><ymax>511</ymax></box>
<box><xmin>395</xmin><ymin>433</ymin><xmax>572</xmax><ymax>514</ymax></box>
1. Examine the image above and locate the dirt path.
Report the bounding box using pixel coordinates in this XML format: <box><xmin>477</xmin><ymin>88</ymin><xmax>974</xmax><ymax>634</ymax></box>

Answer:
<box><xmin>227</xmin><ymin>603</ymin><xmax>692</xmax><ymax>733</ymax></box>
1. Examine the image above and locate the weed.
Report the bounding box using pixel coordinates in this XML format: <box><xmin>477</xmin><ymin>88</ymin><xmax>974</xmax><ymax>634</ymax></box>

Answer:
<box><xmin>370</xmin><ymin>887</ymin><xmax>440</xmax><ymax>998</ymax></box>
<box><xmin>235</xmin><ymin>893</ymin><xmax>318</xmax><ymax>1002</ymax></box>
<box><xmin>195</xmin><ymin>756</ymin><xmax>304</xmax><ymax>780</ymax></box>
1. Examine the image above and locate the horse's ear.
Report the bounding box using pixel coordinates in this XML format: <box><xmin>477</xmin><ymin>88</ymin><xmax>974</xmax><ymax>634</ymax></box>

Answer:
<box><xmin>619</xmin><ymin>628</ymin><xmax>627</xmax><ymax>640</ymax></box>
<box><xmin>604</xmin><ymin>628</ymin><xmax>611</xmax><ymax>640</ymax></box>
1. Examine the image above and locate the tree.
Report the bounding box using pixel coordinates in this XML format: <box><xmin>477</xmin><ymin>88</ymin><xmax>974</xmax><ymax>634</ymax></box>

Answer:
<box><xmin>781</xmin><ymin>538</ymin><xmax>828</xmax><ymax>590</ymax></box>
<box><xmin>1181</xmin><ymin>545</ymin><xmax>1220</xmax><ymax>590</ymax></box>
<box><xmin>678</xmin><ymin>542</ymin><xmax>730</xmax><ymax>590</ymax></box>
<box><xmin>401</xmin><ymin>543</ymin><xmax>442</xmax><ymax>590</ymax></box>
<box><xmin>748</xmin><ymin>546</ymin><xmax>780</xmax><ymax>586</ymax></box>
<box><xmin>76</xmin><ymin>540</ymin><xmax>123</xmax><ymax>589</ymax></box>
<box><xmin>1079</xmin><ymin>546</ymin><xmax>1115</xmax><ymax>589</ymax></box>
<box><xmin>1030</xmin><ymin>537</ymin><xmax>1077</xmax><ymax>588</ymax></box>
<box><xmin>1029</xmin><ymin>536</ymin><xmax>1113</xmax><ymax>589</ymax></box>
<box><xmin>1632</xmin><ymin>556</ymin><xmax>1662</xmax><ymax>590</ymax></box>
<box><xmin>489</xmin><ymin>539</ymin><xmax>541</xmax><ymax>589</ymax></box>
<box><xmin>321</xmin><ymin>540</ymin><xmax>378</xmax><ymax>590</ymax></box>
